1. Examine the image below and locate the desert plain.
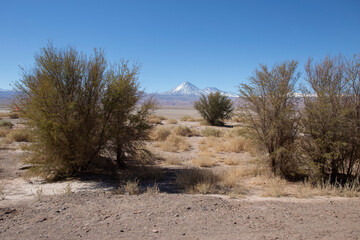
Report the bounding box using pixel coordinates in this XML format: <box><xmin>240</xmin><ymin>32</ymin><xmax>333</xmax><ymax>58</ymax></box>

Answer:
<box><xmin>0</xmin><ymin>105</ymin><xmax>359</xmax><ymax>240</ymax></box>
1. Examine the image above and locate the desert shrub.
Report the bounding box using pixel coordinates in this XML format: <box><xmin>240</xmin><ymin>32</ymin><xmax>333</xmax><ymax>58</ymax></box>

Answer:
<box><xmin>194</xmin><ymin>92</ymin><xmax>234</xmax><ymax>126</ymax></box>
<box><xmin>201</xmin><ymin>127</ymin><xmax>222</xmax><ymax>137</ymax></box>
<box><xmin>6</xmin><ymin>129</ymin><xmax>31</xmax><ymax>142</ymax></box>
<box><xmin>173</xmin><ymin>125</ymin><xmax>192</xmax><ymax>136</ymax></box>
<box><xmin>0</xmin><ymin>120</ymin><xmax>13</xmax><ymax>129</ymax></box>
<box><xmin>224</xmin><ymin>157</ymin><xmax>242</xmax><ymax>165</ymax></box>
<box><xmin>148</xmin><ymin>116</ymin><xmax>162</xmax><ymax>124</ymax></box>
<box><xmin>160</xmin><ymin>134</ymin><xmax>190</xmax><ymax>152</ymax></box>
<box><xmin>14</xmin><ymin>43</ymin><xmax>154</xmax><ymax>179</ymax></box>
<box><xmin>239</xmin><ymin>60</ymin><xmax>300</xmax><ymax>178</ymax></box>
<box><xmin>176</xmin><ymin>167</ymin><xmax>219</xmax><ymax>193</ymax></box>
<box><xmin>152</xmin><ymin>126</ymin><xmax>171</xmax><ymax>141</ymax></box>
<box><xmin>167</xmin><ymin>119</ymin><xmax>178</xmax><ymax>124</ymax></box>
<box><xmin>301</xmin><ymin>54</ymin><xmax>360</xmax><ymax>183</ymax></box>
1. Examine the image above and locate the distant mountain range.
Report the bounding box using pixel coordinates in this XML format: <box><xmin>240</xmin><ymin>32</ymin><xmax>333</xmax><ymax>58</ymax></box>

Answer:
<box><xmin>0</xmin><ymin>89</ymin><xmax>15</xmax><ymax>105</ymax></box>
<box><xmin>151</xmin><ymin>81</ymin><xmax>237</xmax><ymax>106</ymax></box>
<box><xmin>159</xmin><ymin>81</ymin><xmax>237</xmax><ymax>97</ymax></box>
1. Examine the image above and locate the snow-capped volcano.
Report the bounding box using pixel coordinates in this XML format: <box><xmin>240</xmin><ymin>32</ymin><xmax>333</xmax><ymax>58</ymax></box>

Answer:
<box><xmin>161</xmin><ymin>81</ymin><xmax>206</xmax><ymax>96</ymax></box>
<box><xmin>160</xmin><ymin>82</ymin><xmax>236</xmax><ymax>97</ymax></box>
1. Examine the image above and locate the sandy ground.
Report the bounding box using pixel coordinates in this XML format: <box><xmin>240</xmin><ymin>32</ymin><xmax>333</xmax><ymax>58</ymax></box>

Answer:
<box><xmin>1</xmin><ymin>108</ymin><xmax>360</xmax><ymax>239</ymax></box>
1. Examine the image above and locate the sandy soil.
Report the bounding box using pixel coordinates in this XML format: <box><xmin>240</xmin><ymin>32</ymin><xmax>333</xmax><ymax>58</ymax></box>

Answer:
<box><xmin>1</xmin><ymin>193</ymin><xmax>359</xmax><ymax>240</ymax></box>
<box><xmin>1</xmin><ymin>108</ymin><xmax>360</xmax><ymax>239</ymax></box>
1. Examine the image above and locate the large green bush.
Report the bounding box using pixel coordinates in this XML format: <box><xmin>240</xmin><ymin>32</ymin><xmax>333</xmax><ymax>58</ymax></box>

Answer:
<box><xmin>15</xmin><ymin>44</ymin><xmax>154</xmax><ymax>179</ymax></box>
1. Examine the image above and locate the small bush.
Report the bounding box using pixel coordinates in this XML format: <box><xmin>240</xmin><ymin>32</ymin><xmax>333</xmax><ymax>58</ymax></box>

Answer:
<box><xmin>152</xmin><ymin>127</ymin><xmax>171</xmax><ymax>141</ymax></box>
<box><xmin>173</xmin><ymin>126</ymin><xmax>192</xmax><ymax>137</ymax></box>
<box><xmin>0</xmin><ymin>120</ymin><xmax>13</xmax><ymax>129</ymax></box>
<box><xmin>160</xmin><ymin>134</ymin><xmax>190</xmax><ymax>152</ymax></box>
<box><xmin>6</xmin><ymin>129</ymin><xmax>31</xmax><ymax>142</ymax></box>
<box><xmin>201</xmin><ymin>127</ymin><xmax>222</xmax><ymax>137</ymax></box>
<box><xmin>167</xmin><ymin>119</ymin><xmax>178</xmax><ymax>124</ymax></box>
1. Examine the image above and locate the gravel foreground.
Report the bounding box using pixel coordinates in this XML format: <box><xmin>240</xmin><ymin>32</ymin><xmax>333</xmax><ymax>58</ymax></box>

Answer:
<box><xmin>1</xmin><ymin>192</ymin><xmax>359</xmax><ymax>240</ymax></box>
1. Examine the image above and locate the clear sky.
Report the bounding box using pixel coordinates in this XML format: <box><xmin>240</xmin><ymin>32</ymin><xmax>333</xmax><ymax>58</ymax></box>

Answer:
<box><xmin>0</xmin><ymin>0</ymin><xmax>359</xmax><ymax>92</ymax></box>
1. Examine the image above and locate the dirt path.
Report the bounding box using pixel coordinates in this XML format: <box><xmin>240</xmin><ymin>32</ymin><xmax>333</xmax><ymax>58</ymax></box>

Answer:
<box><xmin>1</xmin><ymin>192</ymin><xmax>359</xmax><ymax>240</ymax></box>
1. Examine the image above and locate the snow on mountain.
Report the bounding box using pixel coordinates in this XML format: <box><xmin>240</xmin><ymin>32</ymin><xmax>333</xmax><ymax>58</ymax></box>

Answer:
<box><xmin>160</xmin><ymin>82</ymin><xmax>236</xmax><ymax>97</ymax></box>
<box><xmin>161</xmin><ymin>81</ymin><xmax>206</xmax><ymax>96</ymax></box>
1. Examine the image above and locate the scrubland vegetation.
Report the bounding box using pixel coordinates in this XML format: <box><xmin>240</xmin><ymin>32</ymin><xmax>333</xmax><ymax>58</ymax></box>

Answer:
<box><xmin>1</xmin><ymin>43</ymin><xmax>359</xmax><ymax>199</ymax></box>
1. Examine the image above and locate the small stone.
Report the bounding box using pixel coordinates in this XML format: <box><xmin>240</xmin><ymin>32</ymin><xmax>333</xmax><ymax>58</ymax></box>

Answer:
<box><xmin>234</xmin><ymin>222</ymin><xmax>237</xmax><ymax>224</ymax></box>
<box><xmin>246</xmin><ymin>216</ymin><xmax>250</xmax><ymax>219</ymax></box>
<box><xmin>174</xmin><ymin>214</ymin><xmax>179</xmax><ymax>217</ymax></box>
<box><xmin>186</xmin><ymin>207</ymin><xmax>191</xmax><ymax>210</ymax></box>
<box><xmin>182</xmin><ymin>233</ymin><xmax>186</xmax><ymax>235</ymax></box>
<box><xmin>152</xmin><ymin>229</ymin><xmax>158</xmax><ymax>233</ymax></box>
<box><xmin>120</xmin><ymin>230</ymin><xmax>124</xmax><ymax>232</ymax></box>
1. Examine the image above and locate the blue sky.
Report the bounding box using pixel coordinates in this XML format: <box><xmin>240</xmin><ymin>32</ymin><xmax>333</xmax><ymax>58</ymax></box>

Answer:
<box><xmin>0</xmin><ymin>0</ymin><xmax>359</xmax><ymax>92</ymax></box>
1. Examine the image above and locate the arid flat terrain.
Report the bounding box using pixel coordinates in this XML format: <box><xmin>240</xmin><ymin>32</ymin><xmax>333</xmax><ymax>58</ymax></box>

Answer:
<box><xmin>1</xmin><ymin>106</ymin><xmax>360</xmax><ymax>240</ymax></box>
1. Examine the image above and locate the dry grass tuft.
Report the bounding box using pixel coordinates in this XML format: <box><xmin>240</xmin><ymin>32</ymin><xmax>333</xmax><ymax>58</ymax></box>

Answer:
<box><xmin>152</xmin><ymin>126</ymin><xmax>171</xmax><ymax>141</ymax></box>
<box><xmin>160</xmin><ymin>134</ymin><xmax>190</xmax><ymax>152</ymax></box>
<box><xmin>173</xmin><ymin>125</ymin><xmax>192</xmax><ymax>136</ymax></box>
<box><xmin>6</xmin><ymin>129</ymin><xmax>31</xmax><ymax>143</ymax></box>
<box><xmin>224</xmin><ymin>157</ymin><xmax>242</xmax><ymax>165</ymax></box>
<box><xmin>0</xmin><ymin>120</ymin><xmax>13</xmax><ymax>129</ymax></box>
<box><xmin>0</xmin><ymin>128</ymin><xmax>10</xmax><ymax>138</ymax></box>
<box><xmin>148</xmin><ymin>117</ymin><xmax>162</xmax><ymax>124</ymax></box>
<box><xmin>0</xmin><ymin>113</ymin><xmax>9</xmax><ymax>118</ymax></box>
<box><xmin>192</xmin><ymin>151</ymin><xmax>217</xmax><ymax>167</ymax></box>
<box><xmin>123</xmin><ymin>180</ymin><xmax>140</xmax><ymax>195</ymax></box>
<box><xmin>201</xmin><ymin>127</ymin><xmax>222</xmax><ymax>137</ymax></box>
<box><xmin>167</xmin><ymin>119</ymin><xmax>178</xmax><ymax>124</ymax></box>
<box><xmin>180</xmin><ymin>115</ymin><xmax>195</xmax><ymax>121</ymax></box>
<box><xmin>176</xmin><ymin>167</ymin><xmax>219</xmax><ymax>193</ymax></box>
<box><xmin>146</xmin><ymin>183</ymin><xmax>160</xmax><ymax>195</ymax></box>
<box><xmin>221</xmin><ymin>137</ymin><xmax>247</xmax><ymax>153</ymax></box>
<box><xmin>165</xmin><ymin>156</ymin><xmax>183</xmax><ymax>165</ymax></box>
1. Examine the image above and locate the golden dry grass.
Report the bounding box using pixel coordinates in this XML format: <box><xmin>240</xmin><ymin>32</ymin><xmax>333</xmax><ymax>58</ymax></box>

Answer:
<box><xmin>180</xmin><ymin>115</ymin><xmax>195</xmax><ymax>121</ymax></box>
<box><xmin>0</xmin><ymin>128</ymin><xmax>10</xmax><ymax>138</ymax></box>
<box><xmin>192</xmin><ymin>151</ymin><xmax>217</xmax><ymax>167</ymax></box>
<box><xmin>167</xmin><ymin>119</ymin><xmax>178</xmax><ymax>124</ymax></box>
<box><xmin>173</xmin><ymin>125</ymin><xmax>192</xmax><ymax>137</ymax></box>
<box><xmin>146</xmin><ymin>183</ymin><xmax>160</xmax><ymax>195</ymax></box>
<box><xmin>151</xmin><ymin>126</ymin><xmax>171</xmax><ymax>141</ymax></box>
<box><xmin>159</xmin><ymin>134</ymin><xmax>190</xmax><ymax>152</ymax></box>
<box><xmin>123</xmin><ymin>180</ymin><xmax>140</xmax><ymax>195</ymax></box>
<box><xmin>176</xmin><ymin>167</ymin><xmax>219</xmax><ymax>194</ymax></box>
<box><xmin>6</xmin><ymin>129</ymin><xmax>31</xmax><ymax>143</ymax></box>
<box><xmin>0</xmin><ymin>113</ymin><xmax>9</xmax><ymax>118</ymax></box>
<box><xmin>201</xmin><ymin>127</ymin><xmax>223</xmax><ymax>137</ymax></box>
<box><xmin>165</xmin><ymin>156</ymin><xmax>183</xmax><ymax>165</ymax></box>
